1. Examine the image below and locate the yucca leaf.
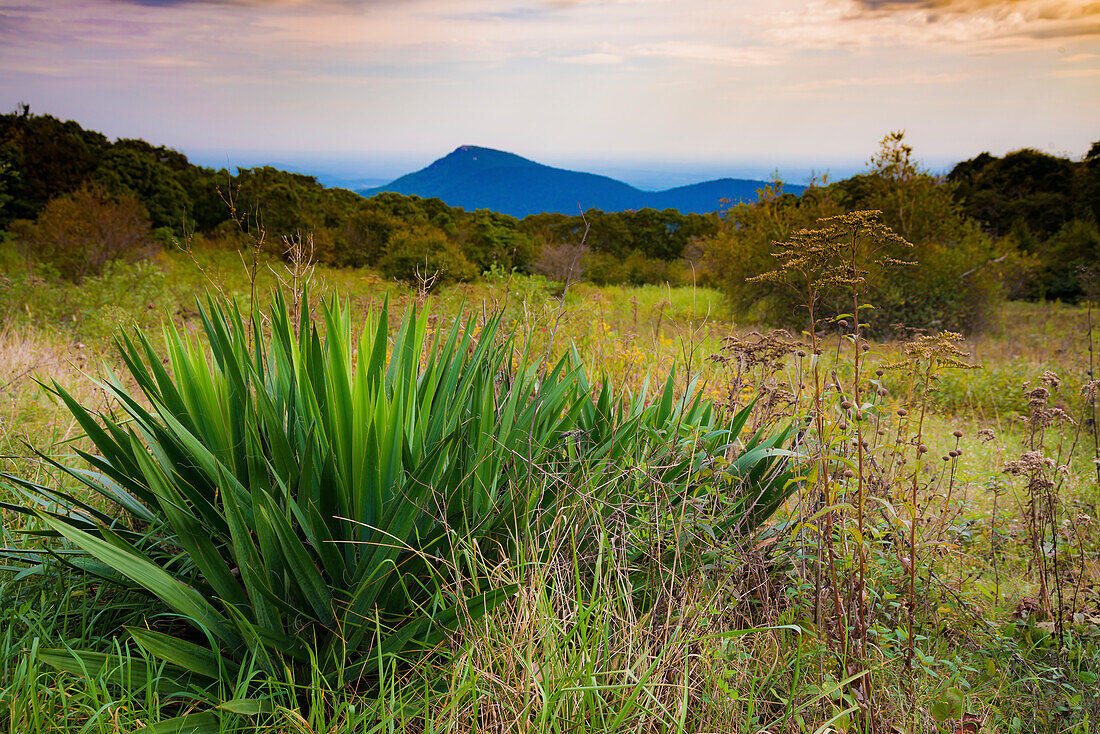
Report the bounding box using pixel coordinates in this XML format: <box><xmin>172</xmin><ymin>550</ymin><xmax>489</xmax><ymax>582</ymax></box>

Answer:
<box><xmin>36</xmin><ymin>515</ymin><xmax>240</xmax><ymax>648</ymax></box>
<box><xmin>37</xmin><ymin>648</ymin><xmax>200</xmax><ymax>696</ymax></box>
<box><xmin>256</xmin><ymin>490</ymin><xmax>336</xmax><ymax>628</ymax></box>
<box><xmin>128</xmin><ymin>628</ymin><xmax>236</xmax><ymax>681</ymax></box>
<box><xmin>133</xmin><ymin>712</ymin><xmax>220</xmax><ymax>734</ymax></box>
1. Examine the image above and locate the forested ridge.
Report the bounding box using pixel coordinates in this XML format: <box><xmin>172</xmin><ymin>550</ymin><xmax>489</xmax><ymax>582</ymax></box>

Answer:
<box><xmin>1</xmin><ymin>107</ymin><xmax>1097</xmax><ymax>326</ymax></box>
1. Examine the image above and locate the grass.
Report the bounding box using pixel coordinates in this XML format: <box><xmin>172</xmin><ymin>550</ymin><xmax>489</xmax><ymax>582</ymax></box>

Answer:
<box><xmin>1</xmin><ymin>246</ymin><xmax>1098</xmax><ymax>733</ymax></box>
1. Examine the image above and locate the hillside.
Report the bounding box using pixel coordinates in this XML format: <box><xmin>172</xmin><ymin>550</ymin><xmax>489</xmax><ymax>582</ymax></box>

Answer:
<box><xmin>361</xmin><ymin>146</ymin><xmax>803</xmax><ymax>216</ymax></box>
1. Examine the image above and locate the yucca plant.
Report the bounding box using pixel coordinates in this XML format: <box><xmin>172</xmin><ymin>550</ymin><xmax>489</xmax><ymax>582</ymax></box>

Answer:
<box><xmin>3</xmin><ymin>291</ymin><xmax>799</xmax><ymax>731</ymax></box>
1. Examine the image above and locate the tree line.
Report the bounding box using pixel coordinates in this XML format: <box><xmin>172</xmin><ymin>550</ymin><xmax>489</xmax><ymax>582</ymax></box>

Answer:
<box><xmin>1</xmin><ymin>106</ymin><xmax>1096</xmax><ymax>332</ymax></box>
<box><xmin>0</xmin><ymin>106</ymin><xmax>715</xmax><ymax>286</ymax></box>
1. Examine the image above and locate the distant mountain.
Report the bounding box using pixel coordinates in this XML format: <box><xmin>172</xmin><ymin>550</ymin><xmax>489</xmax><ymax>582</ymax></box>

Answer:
<box><xmin>359</xmin><ymin>146</ymin><xmax>803</xmax><ymax>217</ymax></box>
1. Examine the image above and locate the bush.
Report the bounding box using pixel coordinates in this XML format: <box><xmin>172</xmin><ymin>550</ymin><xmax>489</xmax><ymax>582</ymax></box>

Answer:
<box><xmin>533</xmin><ymin>241</ymin><xmax>589</xmax><ymax>283</ymax></box>
<box><xmin>585</xmin><ymin>250</ymin><xmax>690</xmax><ymax>287</ymax></box>
<box><xmin>378</xmin><ymin>226</ymin><xmax>478</xmax><ymax>286</ymax></box>
<box><xmin>703</xmin><ymin>135</ymin><xmax>1002</xmax><ymax>334</ymax></box>
<box><xmin>17</xmin><ymin>185</ymin><xmax>155</xmax><ymax>282</ymax></box>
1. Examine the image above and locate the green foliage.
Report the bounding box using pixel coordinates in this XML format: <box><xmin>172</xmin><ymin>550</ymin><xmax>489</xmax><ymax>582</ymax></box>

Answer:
<box><xmin>585</xmin><ymin>249</ymin><xmax>690</xmax><ymax>287</ymax></box>
<box><xmin>378</xmin><ymin>226</ymin><xmax>479</xmax><ymax>284</ymax></box>
<box><xmin>2</xmin><ymin>290</ymin><xmax>799</xmax><ymax>729</ymax></box>
<box><xmin>0</xmin><ymin>105</ymin><xmax>109</xmax><ymax>225</ymax></box>
<box><xmin>92</xmin><ymin>142</ymin><xmax>192</xmax><ymax>231</ymax></box>
<box><xmin>1039</xmin><ymin>218</ymin><xmax>1100</xmax><ymax>301</ymax></box>
<box><xmin>702</xmin><ymin>180</ymin><xmax>842</xmax><ymax>322</ymax></box>
<box><xmin>522</xmin><ymin>207</ymin><xmax>718</xmax><ymax>269</ymax></box>
<box><xmin>458</xmin><ymin>209</ymin><xmax>538</xmax><ymax>273</ymax></box>
<box><xmin>706</xmin><ymin>133</ymin><xmax>1001</xmax><ymax>333</ymax></box>
<box><xmin>949</xmin><ymin>141</ymin><xmax>1100</xmax><ymax>300</ymax></box>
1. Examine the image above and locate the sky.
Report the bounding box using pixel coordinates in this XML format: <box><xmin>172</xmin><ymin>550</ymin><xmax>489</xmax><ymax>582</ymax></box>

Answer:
<box><xmin>0</xmin><ymin>0</ymin><xmax>1097</xmax><ymax>186</ymax></box>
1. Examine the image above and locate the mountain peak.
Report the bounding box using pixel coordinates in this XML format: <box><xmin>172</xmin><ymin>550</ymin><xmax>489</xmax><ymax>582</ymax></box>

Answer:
<box><xmin>363</xmin><ymin>147</ymin><xmax>802</xmax><ymax>217</ymax></box>
<box><xmin>438</xmin><ymin>145</ymin><xmax>536</xmax><ymax>168</ymax></box>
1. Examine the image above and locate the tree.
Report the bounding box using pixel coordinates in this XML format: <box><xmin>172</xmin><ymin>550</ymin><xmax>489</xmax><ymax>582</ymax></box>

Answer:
<box><xmin>458</xmin><ymin>209</ymin><xmax>538</xmax><ymax>273</ymax></box>
<box><xmin>93</xmin><ymin>145</ymin><xmax>192</xmax><ymax>231</ymax></box>
<box><xmin>703</xmin><ymin>134</ymin><xmax>1001</xmax><ymax>333</ymax></box>
<box><xmin>1040</xmin><ymin>219</ymin><xmax>1100</xmax><ymax>301</ymax></box>
<box><xmin>0</xmin><ymin>108</ymin><xmax>108</xmax><ymax>224</ymax></box>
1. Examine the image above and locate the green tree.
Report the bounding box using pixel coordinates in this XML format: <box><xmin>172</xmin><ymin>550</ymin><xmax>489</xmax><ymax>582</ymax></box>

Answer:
<box><xmin>1040</xmin><ymin>219</ymin><xmax>1100</xmax><ymax>301</ymax></box>
<box><xmin>0</xmin><ymin>107</ymin><xmax>109</xmax><ymax>225</ymax></box>
<box><xmin>458</xmin><ymin>209</ymin><xmax>538</xmax><ymax>273</ymax></box>
<box><xmin>93</xmin><ymin>145</ymin><xmax>192</xmax><ymax>231</ymax></box>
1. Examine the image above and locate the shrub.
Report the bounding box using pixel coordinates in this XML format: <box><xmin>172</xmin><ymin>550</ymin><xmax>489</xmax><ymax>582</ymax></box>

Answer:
<box><xmin>4</xmin><ymin>291</ymin><xmax>800</xmax><ymax>730</ymax></box>
<box><xmin>534</xmin><ymin>241</ymin><xmax>589</xmax><ymax>283</ymax></box>
<box><xmin>585</xmin><ymin>250</ymin><xmax>689</xmax><ymax>287</ymax></box>
<box><xmin>703</xmin><ymin>135</ymin><xmax>1002</xmax><ymax>334</ymax></box>
<box><xmin>378</xmin><ymin>226</ymin><xmax>478</xmax><ymax>285</ymax></box>
<box><xmin>18</xmin><ymin>185</ymin><xmax>155</xmax><ymax>282</ymax></box>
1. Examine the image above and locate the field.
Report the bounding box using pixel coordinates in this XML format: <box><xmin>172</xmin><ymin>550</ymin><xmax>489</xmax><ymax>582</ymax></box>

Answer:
<box><xmin>1</xmin><ymin>247</ymin><xmax>1098</xmax><ymax>733</ymax></box>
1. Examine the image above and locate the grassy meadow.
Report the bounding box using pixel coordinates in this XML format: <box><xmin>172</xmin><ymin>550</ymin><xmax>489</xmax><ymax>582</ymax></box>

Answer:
<box><xmin>0</xmin><ymin>245</ymin><xmax>1098</xmax><ymax>733</ymax></box>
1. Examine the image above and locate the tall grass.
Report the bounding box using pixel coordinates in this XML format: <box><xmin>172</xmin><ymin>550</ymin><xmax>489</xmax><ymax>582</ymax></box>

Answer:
<box><xmin>1</xmin><ymin>290</ymin><xmax>799</xmax><ymax>732</ymax></box>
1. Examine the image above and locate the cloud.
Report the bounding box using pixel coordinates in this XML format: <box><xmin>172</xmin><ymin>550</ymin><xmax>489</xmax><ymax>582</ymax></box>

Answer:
<box><xmin>783</xmin><ymin>70</ymin><xmax>972</xmax><ymax>92</ymax></box>
<box><xmin>1050</xmin><ymin>66</ymin><xmax>1100</xmax><ymax>77</ymax></box>
<box><xmin>627</xmin><ymin>41</ymin><xmax>778</xmax><ymax>66</ymax></box>
<box><xmin>843</xmin><ymin>0</ymin><xmax>1100</xmax><ymax>41</ymax></box>
<box><xmin>851</xmin><ymin>0</ymin><xmax>1099</xmax><ymax>16</ymax></box>
<box><xmin>116</xmin><ymin>0</ymin><xmax>384</xmax><ymax>6</ymax></box>
<box><xmin>550</xmin><ymin>52</ymin><xmax>624</xmax><ymax>64</ymax></box>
